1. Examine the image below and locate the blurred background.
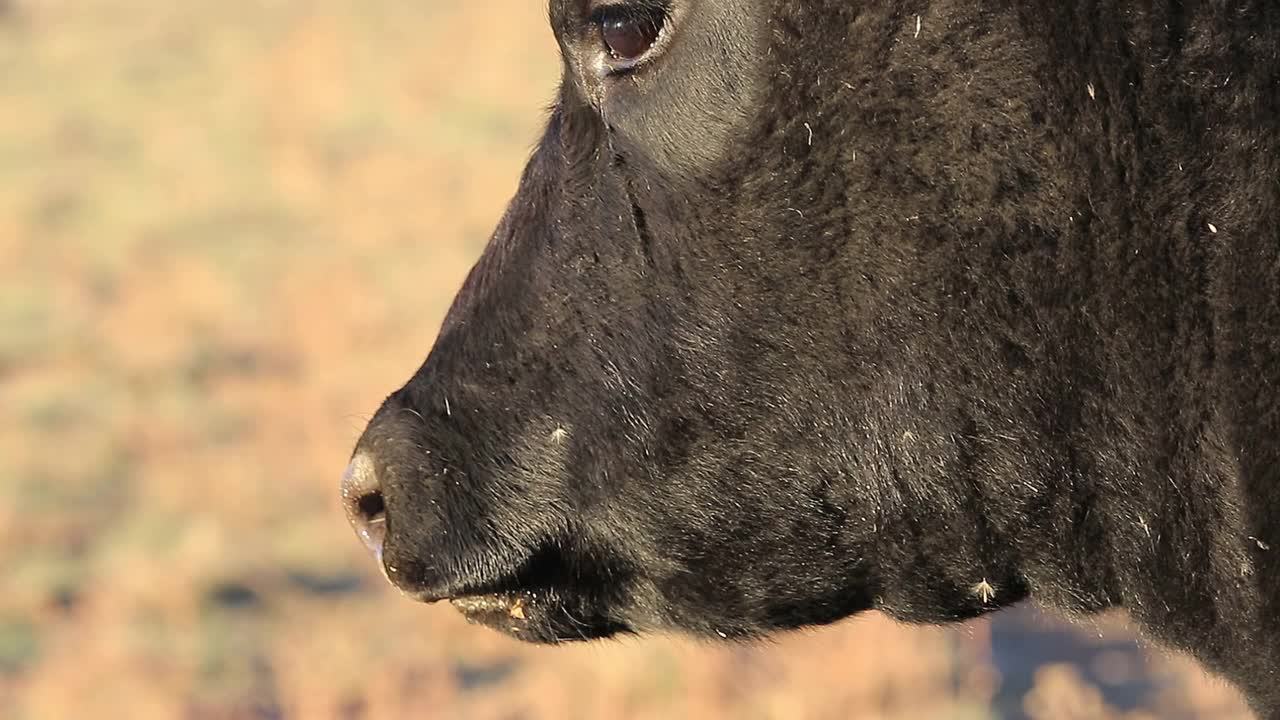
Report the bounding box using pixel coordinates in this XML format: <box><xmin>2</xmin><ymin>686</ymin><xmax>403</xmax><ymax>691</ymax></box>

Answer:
<box><xmin>0</xmin><ymin>1</ymin><xmax>1256</xmax><ymax>718</ymax></box>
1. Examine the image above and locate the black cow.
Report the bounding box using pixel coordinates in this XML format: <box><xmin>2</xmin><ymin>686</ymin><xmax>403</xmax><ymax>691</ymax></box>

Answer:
<box><xmin>341</xmin><ymin>1</ymin><xmax>1280</xmax><ymax>714</ymax></box>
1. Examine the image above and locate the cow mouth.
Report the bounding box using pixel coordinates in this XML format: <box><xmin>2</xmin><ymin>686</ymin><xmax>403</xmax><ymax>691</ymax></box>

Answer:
<box><xmin>380</xmin><ymin>571</ymin><xmax>533</xmax><ymax>624</ymax></box>
<box><xmin>435</xmin><ymin>544</ymin><xmax>565</xmax><ymax>622</ymax></box>
<box><xmin>449</xmin><ymin>593</ymin><xmax>528</xmax><ymax>619</ymax></box>
<box><xmin>446</xmin><ymin>592</ymin><xmax>537</xmax><ymax>635</ymax></box>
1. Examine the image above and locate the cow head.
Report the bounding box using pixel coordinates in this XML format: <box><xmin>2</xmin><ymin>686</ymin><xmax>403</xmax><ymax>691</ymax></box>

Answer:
<box><xmin>343</xmin><ymin>0</ymin><xmax>1030</xmax><ymax>643</ymax></box>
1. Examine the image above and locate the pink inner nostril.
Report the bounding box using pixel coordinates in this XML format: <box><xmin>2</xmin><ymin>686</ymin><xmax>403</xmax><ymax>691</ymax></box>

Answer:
<box><xmin>354</xmin><ymin>490</ymin><xmax>386</xmax><ymax>555</ymax></box>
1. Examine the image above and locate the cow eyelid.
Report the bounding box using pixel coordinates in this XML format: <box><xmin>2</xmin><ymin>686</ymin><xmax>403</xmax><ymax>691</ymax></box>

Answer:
<box><xmin>588</xmin><ymin>1</ymin><xmax>672</xmax><ymax>73</ymax></box>
<box><xmin>587</xmin><ymin>2</ymin><xmax>660</xmax><ymax>23</ymax></box>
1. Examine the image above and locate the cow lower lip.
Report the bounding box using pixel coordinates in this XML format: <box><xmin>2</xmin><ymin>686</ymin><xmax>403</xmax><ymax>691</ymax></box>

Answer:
<box><xmin>449</xmin><ymin>593</ymin><xmax>527</xmax><ymax>619</ymax></box>
<box><xmin>450</xmin><ymin>594</ymin><xmax>513</xmax><ymax>611</ymax></box>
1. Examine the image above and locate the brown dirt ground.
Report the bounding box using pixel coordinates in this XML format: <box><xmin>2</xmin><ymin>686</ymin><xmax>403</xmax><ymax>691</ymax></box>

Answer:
<box><xmin>0</xmin><ymin>1</ymin><xmax>1254</xmax><ymax>718</ymax></box>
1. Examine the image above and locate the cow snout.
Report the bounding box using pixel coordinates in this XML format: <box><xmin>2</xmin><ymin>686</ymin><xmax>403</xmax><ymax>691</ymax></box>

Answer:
<box><xmin>341</xmin><ymin>453</ymin><xmax>387</xmax><ymax>563</ymax></box>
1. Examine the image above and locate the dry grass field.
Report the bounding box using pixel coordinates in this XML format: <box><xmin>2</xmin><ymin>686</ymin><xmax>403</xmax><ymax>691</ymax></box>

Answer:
<box><xmin>0</xmin><ymin>1</ymin><xmax>1256</xmax><ymax>717</ymax></box>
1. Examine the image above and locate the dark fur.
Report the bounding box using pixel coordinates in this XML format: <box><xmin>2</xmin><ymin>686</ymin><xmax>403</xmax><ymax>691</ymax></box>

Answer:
<box><xmin>350</xmin><ymin>0</ymin><xmax>1280</xmax><ymax>714</ymax></box>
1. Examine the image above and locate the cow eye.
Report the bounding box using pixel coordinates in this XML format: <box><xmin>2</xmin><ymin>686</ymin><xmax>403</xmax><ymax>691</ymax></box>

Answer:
<box><xmin>593</xmin><ymin>4</ymin><xmax>669</xmax><ymax>66</ymax></box>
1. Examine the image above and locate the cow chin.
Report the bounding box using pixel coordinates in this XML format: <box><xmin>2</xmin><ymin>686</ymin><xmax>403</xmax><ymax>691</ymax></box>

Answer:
<box><xmin>447</xmin><ymin>589</ymin><xmax>629</xmax><ymax>644</ymax></box>
<box><xmin>375</xmin><ymin>528</ymin><xmax>636</xmax><ymax>644</ymax></box>
<box><xmin>447</xmin><ymin>591</ymin><xmax>549</xmax><ymax>641</ymax></box>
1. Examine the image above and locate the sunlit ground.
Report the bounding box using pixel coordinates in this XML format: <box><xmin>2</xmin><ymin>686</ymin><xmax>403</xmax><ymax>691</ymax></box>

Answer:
<box><xmin>0</xmin><ymin>1</ymin><xmax>1252</xmax><ymax>717</ymax></box>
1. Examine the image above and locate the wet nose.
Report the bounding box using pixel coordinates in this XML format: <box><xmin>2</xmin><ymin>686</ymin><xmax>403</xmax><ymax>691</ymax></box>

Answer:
<box><xmin>341</xmin><ymin>453</ymin><xmax>386</xmax><ymax>563</ymax></box>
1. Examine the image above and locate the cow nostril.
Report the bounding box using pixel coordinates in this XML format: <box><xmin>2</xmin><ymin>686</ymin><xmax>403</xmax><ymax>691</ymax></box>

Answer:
<box><xmin>342</xmin><ymin>453</ymin><xmax>387</xmax><ymax>561</ymax></box>
<box><xmin>357</xmin><ymin>491</ymin><xmax>385</xmax><ymax>521</ymax></box>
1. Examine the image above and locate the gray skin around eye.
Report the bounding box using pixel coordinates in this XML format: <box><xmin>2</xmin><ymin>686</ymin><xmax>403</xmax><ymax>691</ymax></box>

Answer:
<box><xmin>564</xmin><ymin>0</ymin><xmax>768</xmax><ymax>180</ymax></box>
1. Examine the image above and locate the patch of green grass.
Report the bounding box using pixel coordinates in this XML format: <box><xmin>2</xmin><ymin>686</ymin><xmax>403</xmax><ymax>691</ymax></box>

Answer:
<box><xmin>0</xmin><ymin>285</ymin><xmax>56</xmax><ymax>366</ymax></box>
<box><xmin>2</xmin><ymin>547</ymin><xmax>88</xmax><ymax>601</ymax></box>
<box><xmin>20</xmin><ymin>392</ymin><xmax>85</xmax><ymax>434</ymax></box>
<box><xmin>194</xmin><ymin>605</ymin><xmax>280</xmax><ymax>712</ymax></box>
<box><xmin>0</xmin><ymin>617</ymin><xmax>39</xmax><ymax>675</ymax></box>
<box><xmin>5</xmin><ymin>439</ymin><xmax>134</xmax><ymax>536</ymax></box>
